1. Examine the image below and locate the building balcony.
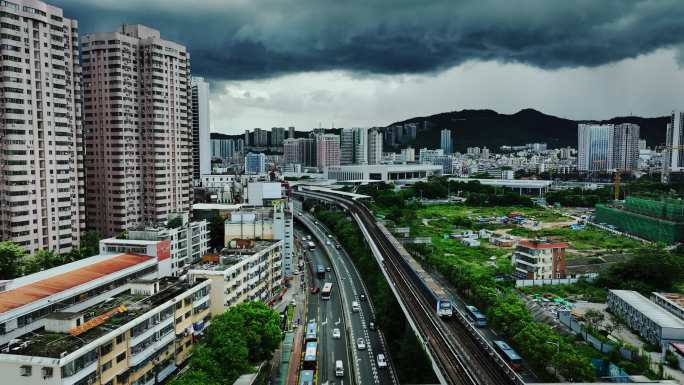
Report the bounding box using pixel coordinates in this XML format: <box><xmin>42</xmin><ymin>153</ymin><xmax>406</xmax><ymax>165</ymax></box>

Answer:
<box><xmin>129</xmin><ymin>331</ymin><xmax>175</xmax><ymax>367</ymax></box>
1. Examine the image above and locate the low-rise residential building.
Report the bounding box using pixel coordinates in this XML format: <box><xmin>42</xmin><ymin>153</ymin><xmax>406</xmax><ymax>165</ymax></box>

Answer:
<box><xmin>511</xmin><ymin>239</ymin><xmax>568</xmax><ymax>280</ymax></box>
<box><xmin>189</xmin><ymin>241</ymin><xmax>283</xmax><ymax>315</ymax></box>
<box><xmin>101</xmin><ymin>215</ymin><xmax>209</xmax><ymax>277</ymax></box>
<box><xmin>222</xmin><ymin>204</ymin><xmax>293</xmax><ymax>278</ymax></box>
<box><xmin>607</xmin><ymin>290</ymin><xmax>684</xmax><ymax>346</ymax></box>
<box><xmin>0</xmin><ymin>254</ymin><xmax>211</xmax><ymax>385</ymax></box>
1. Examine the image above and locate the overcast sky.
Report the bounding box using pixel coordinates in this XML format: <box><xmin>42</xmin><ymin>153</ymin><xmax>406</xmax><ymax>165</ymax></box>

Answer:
<box><xmin>58</xmin><ymin>0</ymin><xmax>684</xmax><ymax>134</ymax></box>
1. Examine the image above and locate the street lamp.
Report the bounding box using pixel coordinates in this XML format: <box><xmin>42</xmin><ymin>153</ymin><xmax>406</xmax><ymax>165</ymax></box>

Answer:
<box><xmin>547</xmin><ymin>340</ymin><xmax>560</xmax><ymax>377</ymax></box>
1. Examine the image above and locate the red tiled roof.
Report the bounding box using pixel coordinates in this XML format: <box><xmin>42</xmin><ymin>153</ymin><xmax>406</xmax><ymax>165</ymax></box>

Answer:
<box><xmin>0</xmin><ymin>254</ymin><xmax>152</xmax><ymax>314</ymax></box>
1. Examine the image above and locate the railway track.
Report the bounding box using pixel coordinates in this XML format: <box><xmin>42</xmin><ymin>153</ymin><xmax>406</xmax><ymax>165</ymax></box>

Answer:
<box><xmin>295</xmin><ymin>189</ymin><xmax>518</xmax><ymax>385</ymax></box>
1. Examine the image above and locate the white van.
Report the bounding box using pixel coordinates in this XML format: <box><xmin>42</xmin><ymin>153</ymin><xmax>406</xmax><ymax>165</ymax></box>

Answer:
<box><xmin>351</xmin><ymin>301</ymin><xmax>360</xmax><ymax>312</ymax></box>
<box><xmin>335</xmin><ymin>360</ymin><xmax>344</xmax><ymax>377</ymax></box>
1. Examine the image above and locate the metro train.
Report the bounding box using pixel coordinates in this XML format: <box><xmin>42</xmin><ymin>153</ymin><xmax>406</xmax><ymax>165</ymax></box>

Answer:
<box><xmin>378</xmin><ymin>222</ymin><xmax>453</xmax><ymax>317</ymax></box>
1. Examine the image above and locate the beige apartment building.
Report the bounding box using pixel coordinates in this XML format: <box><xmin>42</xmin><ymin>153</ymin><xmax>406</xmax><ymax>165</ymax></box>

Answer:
<box><xmin>0</xmin><ymin>250</ymin><xmax>211</xmax><ymax>385</ymax></box>
<box><xmin>0</xmin><ymin>0</ymin><xmax>85</xmax><ymax>254</ymax></box>
<box><xmin>189</xmin><ymin>240</ymin><xmax>283</xmax><ymax>316</ymax></box>
<box><xmin>81</xmin><ymin>24</ymin><xmax>192</xmax><ymax>237</ymax></box>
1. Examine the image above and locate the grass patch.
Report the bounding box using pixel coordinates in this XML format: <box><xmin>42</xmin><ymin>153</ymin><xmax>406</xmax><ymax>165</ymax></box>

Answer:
<box><xmin>413</xmin><ymin>204</ymin><xmax>564</xmax><ymax>223</ymax></box>
<box><xmin>520</xmin><ymin>280</ymin><xmax>608</xmax><ymax>302</ymax></box>
<box><xmin>509</xmin><ymin>226</ymin><xmax>641</xmax><ymax>251</ymax></box>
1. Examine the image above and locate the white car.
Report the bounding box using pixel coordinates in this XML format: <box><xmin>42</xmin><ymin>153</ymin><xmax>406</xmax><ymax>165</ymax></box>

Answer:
<box><xmin>332</xmin><ymin>328</ymin><xmax>341</xmax><ymax>339</ymax></box>
<box><xmin>376</xmin><ymin>353</ymin><xmax>388</xmax><ymax>368</ymax></box>
<box><xmin>356</xmin><ymin>338</ymin><xmax>366</xmax><ymax>350</ymax></box>
<box><xmin>326</xmin><ymin>240</ymin><xmax>331</xmax><ymax>245</ymax></box>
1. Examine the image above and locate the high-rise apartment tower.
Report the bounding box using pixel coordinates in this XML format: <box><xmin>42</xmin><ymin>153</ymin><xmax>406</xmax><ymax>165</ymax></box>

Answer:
<box><xmin>82</xmin><ymin>24</ymin><xmax>192</xmax><ymax>236</ymax></box>
<box><xmin>0</xmin><ymin>0</ymin><xmax>85</xmax><ymax>254</ymax></box>
<box><xmin>191</xmin><ymin>76</ymin><xmax>210</xmax><ymax>181</ymax></box>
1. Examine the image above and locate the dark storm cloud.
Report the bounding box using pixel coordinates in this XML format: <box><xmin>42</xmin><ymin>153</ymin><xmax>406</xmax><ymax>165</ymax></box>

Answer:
<box><xmin>58</xmin><ymin>0</ymin><xmax>684</xmax><ymax>80</ymax></box>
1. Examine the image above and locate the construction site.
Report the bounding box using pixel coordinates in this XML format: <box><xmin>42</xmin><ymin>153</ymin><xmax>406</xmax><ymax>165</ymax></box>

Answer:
<box><xmin>595</xmin><ymin>196</ymin><xmax>684</xmax><ymax>244</ymax></box>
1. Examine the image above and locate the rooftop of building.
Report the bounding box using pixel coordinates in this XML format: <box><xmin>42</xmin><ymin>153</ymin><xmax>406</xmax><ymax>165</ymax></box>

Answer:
<box><xmin>192</xmin><ymin>203</ymin><xmax>244</xmax><ymax>211</ymax></box>
<box><xmin>609</xmin><ymin>290</ymin><xmax>684</xmax><ymax>329</ymax></box>
<box><xmin>192</xmin><ymin>241</ymin><xmax>281</xmax><ymax>272</ymax></box>
<box><xmin>0</xmin><ymin>254</ymin><xmax>153</xmax><ymax>315</ymax></box>
<box><xmin>653</xmin><ymin>292</ymin><xmax>684</xmax><ymax>309</ymax></box>
<box><xmin>101</xmin><ymin>238</ymin><xmax>159</xmax><ymax>246</ymax></box>
<box><xmin>4</xmin><ymin>278</ymin><xmax>201</xmax><ymax>358</ymax></box>
<box><xmin>517</xmin><ymin>239</ymin><xmax>569</xmax><ymax>249</ymax></box>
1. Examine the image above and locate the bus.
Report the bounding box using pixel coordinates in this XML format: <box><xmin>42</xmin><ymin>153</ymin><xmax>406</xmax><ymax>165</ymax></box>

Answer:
<box><xmin>303</xmin><ymin>341</ymin><xmax>317</xmax><ymax>369</ymax></box>
<box><xmin>321</xmin><ymin>282</ymin><xmax>333</xmax><ymax>300</ymax></box>
<box><xmin>316</xmin><ymin>265</ymin><xmax>325</xmax><ymax>279</ymax></box>
<box><xmin>465</xmin><ymin>305</ymin><xmax>487</xmax><ymax>327</ymax></box>
<box><xmin>493</xmin><ymin>340</ymin><xmax>522</xmax><ymax>370</ymax></box>
<box><xmin>305</xmin><ymin>322</ymin><xmax>317</xmax><ymax>342</ymax></box>
<box><xmin>307</xmin><ymin>241</ymin><xmax>316</xmax><ymax>251</ymax></box>
<box><xmin>299</xmin><ymin>370</ymin><xmax>314</xmax><ymax>385</ymax></box>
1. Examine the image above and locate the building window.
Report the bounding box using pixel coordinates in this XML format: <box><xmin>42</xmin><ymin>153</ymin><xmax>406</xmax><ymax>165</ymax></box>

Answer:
<box><xmin>116</xmin><ymin>352</ymin><xmax>126</xmax><ymax>363</ymax></box>
<box><xmin>101</xmin><ymin>360</ymin><xmax>112</xmax><ymax>372</ymax></box>
<box><xmin>41</xmin><ymin>367</ymin><xmax>53</xmax><ymax>378</ymax></box>
<box><xmin>20</xmin><ymin>365</ymin><xmax>31</xmax><ymax>377</ymax></box>
<box><xmin>100</xmin><ymin>341</ymin><xmax>113</xmax><ymax>356</ymax></box>
<box><xmin>115</xmin><ymin>334</ymin><xmax>124</xmax><ymax>344</ymax></box>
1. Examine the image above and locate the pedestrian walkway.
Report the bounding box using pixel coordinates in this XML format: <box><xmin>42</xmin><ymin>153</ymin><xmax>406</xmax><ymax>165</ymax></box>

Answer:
<box><xmin>286</xmin><ymin>325</ymin><xmax>304</xmax><ymax>385</ymax></box>
<box><xmin>274</xmin><ymin>332</ymin><xmax>295</xmax><ymax>385</ymax></box>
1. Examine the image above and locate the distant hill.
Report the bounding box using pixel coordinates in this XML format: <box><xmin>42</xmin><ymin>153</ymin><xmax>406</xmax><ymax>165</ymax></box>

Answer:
<box><xmin>386</xmin><ymin>108</ymin><xmax>669</xmax><ymax>151</ymax></box>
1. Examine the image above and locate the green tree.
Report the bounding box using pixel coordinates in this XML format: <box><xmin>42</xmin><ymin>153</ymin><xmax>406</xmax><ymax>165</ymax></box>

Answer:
<box><xmin>597</xmin><ymin>246</ymin><xmax>684</xmax><ymax>293</ymax></box>
<box><xmin>0</xmin><ymin>241</ymin><xmax>25</xmax><ymax>279</ymax></box>
<box><xmin>64</xmin><ymin>231</ymin><xmax>101</xmax><ymax>263</ymax></box>
<box><xmin>80</xmin><ymin>230</ymin><xmax>100</xmax><ymax>258</ymax></box>
<box><xmin>552</xmin><ymin>348</ymin><xmax>595</xmax><ymax>381</ymax></box>
<box><xmin>511</xmin><ymin>323</ymin><xmax>559</xmax><ymax>368</ymax></box>
<box><xmin>170</xmin><ymin>368</ymin><xmax>218</xmax><ymax>385</ymax></box>
<box><xmin>487</xmin><ymin>295</ymin><xmax>532</xmax><ymax>338</ymax></box>
<box><xmin>171</xmin><ymin>301</ymin><xmax>281</xmax><ymax>385</ymax></box>
<box><xmin>227</xmin><ymin>302</ymin><xmax>282</xmax><ymax>362</ymax></box>
<box><xmin>21</xmin><ymin>249</ymin><xmax>63</xmax><ymax>275</ymax></box>
<box><xmin>209</xmin><ymin>214</ymin><xmax>225</xmax><ymax>250</ymax></box>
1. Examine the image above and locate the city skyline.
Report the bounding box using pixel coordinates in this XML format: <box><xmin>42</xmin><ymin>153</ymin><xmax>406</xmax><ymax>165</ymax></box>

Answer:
<box><xmin>57</xmin><ymin>1</ymin><xmax>684</xmax><ymax>133</ymax></box>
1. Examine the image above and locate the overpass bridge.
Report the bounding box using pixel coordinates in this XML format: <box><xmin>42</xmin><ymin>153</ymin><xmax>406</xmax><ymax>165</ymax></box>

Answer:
<box><xmin>293</xmin><ymin>187</ymin><xmax>522</xmax><ymax>385</ymax></box>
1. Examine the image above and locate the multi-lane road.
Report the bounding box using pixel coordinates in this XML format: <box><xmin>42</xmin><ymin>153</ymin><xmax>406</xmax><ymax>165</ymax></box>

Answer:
<box><xmin>296</xmin><ymin>210</ymin><xmax>396</xmax><ymax>385</ymax></box>
<box><xmin>294</xmin><ymin>188</ymin><xmax>524</xmax><ymax>385</ymax></box>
